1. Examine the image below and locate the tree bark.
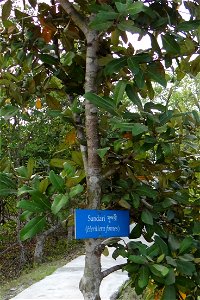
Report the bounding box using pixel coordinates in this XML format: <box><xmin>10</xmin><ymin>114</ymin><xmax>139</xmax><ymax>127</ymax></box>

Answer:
<box><xmin>34</xmin><ymin>224</ymin><xmax>61</xmax><ymax>264</ymax></box>
<box><xmin>56</xmin><ymin>2</ymin><xmax>104</xmax><ymax>299</ymax></box>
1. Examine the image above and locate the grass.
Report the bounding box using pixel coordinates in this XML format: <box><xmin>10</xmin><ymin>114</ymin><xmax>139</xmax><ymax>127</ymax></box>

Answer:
<box><xmin>0</xmin><ymin>239</ymin><xmax>84</xmax><ymax>300</ymax></box>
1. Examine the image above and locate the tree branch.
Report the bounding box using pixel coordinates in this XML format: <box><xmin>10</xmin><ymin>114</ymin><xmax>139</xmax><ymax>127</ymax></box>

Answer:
<box><xmin>101</xmin><ymin>263</ymin><xmax>127</xmax><ymax>279</ymax></box>
<box><xmin>101</xmin><ymin>166</ymin><xmax>120</xmax><ymax>181</ymax></box>
<box><xmin>57</xmin><ymin>0</ymin><xmax>88</xmax><ymax>35</ymax></box>
<box><xmin>141</xmin><ymin>198</ymin><xmax>153</xmax><ymax>210</ymax></box>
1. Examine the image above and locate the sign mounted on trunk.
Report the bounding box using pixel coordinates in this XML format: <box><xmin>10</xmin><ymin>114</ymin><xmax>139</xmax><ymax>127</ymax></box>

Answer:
<box><xmin>75</xmin><ymin>209</ymin><xmax>129</xmax><ymax>239</ymax></box>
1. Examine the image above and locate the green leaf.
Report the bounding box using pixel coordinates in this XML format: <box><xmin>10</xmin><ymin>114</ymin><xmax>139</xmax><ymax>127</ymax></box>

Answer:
<box><xmin>118</xmin><ymin>199</ymin><xmax>131</xmax><ymax>209</ymax></box>
<box><xmin>111</xmin><ymin>121</ymin><xmax>148</xmax><ymax>135</ymax></box>
<box><xmin>154</xmin><ymin>236</ymin><xmax>169</xmax><ymax>255</ymax></box>
<box><xmin>132</xmin><ymin>123</ymin><xmax>148</xmax><ymax>136</ymax></box>
<box><xmin>29</xmin><ymin>190</ymin><xmax>51</xmax><ymax>211</ymax></box>
<box><xmin>18</xmin><ymin>185</ymin><xmax>32</xmax><ymax>196</ymax></box>
<box><xmin>177</xmin><ymin>20</ymin><xmax>200</xmax><ymax>32</ymax></box>
<box><xmin>104</xmin><ymin>57</ymin><xmax>127</xmax><ymax>76</ymax></box>
<box><xmin>39</xmin><ymin>54</ymin><xmax>58</xmax><ymax>66</ymax></box>
<box><xmin>71</xmin><ymin>151</ymin><xmax>83</xmax><ymax>167</ymax></box>
<box><xmin>20</xmin><ymin>210</ymin><xmax>33</xmax><ymax>222</ymax></box>
<box><xmin>2</xmin><ymin>0</ymin><xmax>12</xmax><ymax>22</ymax></box>
<box><xmin>63</xmin><ymin>162</ymin><xmax>76</xmax><ymax>177</ymax></box>
<box><xmin>0</xmin><ymin>105</ymin><xmax>19</xmax><ymax>120</ymax></box>
<box><xmin>17</xmin><ymin>200</ymin><xmax>46</xmax><ymax>213</ymax></box>
<box><xmin>97</xmin><ymin>147</ymin><xmax>110</xmax><ymax>159</ymax></box>
<box><xmin>126</xmin><ymin>84</ymin><xmax>143</xmax><ymax>110</ymax></box>
<box><xmin>135</xmin><ymin>69</ymin><xmax>145</xmax><ymax>89</ymax></box>
<box><xmin>61</xmin><ymin>51</ymin><xmax>75</xmax><ymax>66</ymax></box>
<box><xmin>39</xmin><ymin>178</ymin><xmax>49</xmax><ymax>193</ymax></box>
<box><xmin>50</xmin><ymin>158</ymin><xmax>67</xmax><ymax>168</ymax></box>
<box><xmin>0</xmin><ymin>172</ymin><xmax>17</xmax><ymax>195</ymax></box>
<box><xmin>147</xmin><ymin>62</ymin><xmax>167</xmax><ymax>87</ymax></box>
<box><xmin>162</xmin><ymin>34</ymin><xmax>180</xmax><ymax>54</ymax></box>
<box><xmin>141</xmin><ymin>210</ymin><xmax>153</xmax><ymax>225</ymax></box>
<box><xmin>84</xmin><ymin>92</ymin><xmax>117</xmax><ymax>116</ymax></box>
<box><xmin>130</xmin><ymin>223</ymin><xmax>143</xmax><ymax>239</ymax></box>
<box><xmin>166</xmin><ymin>256</ymin><xmax>177</xmax><ymax>267</ymax></box>
<box><xmin>129</xmin><ymin>255</ymin><xmax>147</xmax><ymax>264</ymax></box>
<box><xmin>127</xmin><ymin>1</ymin><xmax>145</xmax><ymax>16</ymax></box>
<box><xmin>157</xmin><ymin>253</ymin><xmax>165</xmax><ymax>263</ymax></box>
<box><xmin>27</xmin><ymin>157</ymin><xmax>35</xmax><ymax>178</ymax></box>
<box><xmin>117</xmin><ymin>21</ymin><xmax>141</xmax><ymax>34</ymax></box>
<box><xmin>136</xmin><ymin>185</ymin><xmax>158</xmax><ymax>199</ymax></box>
<box><xmin>49</xmin><ymin>170</ymin><xmax>65</xmax><ymax>193</ymax></box>
<box><xmin>161</xmin><ymin>285</ymin><xmax>176</xmax><ymax>300</ymax></box>
<box><xmin>149</xmin><ymin>264</ymin><xmax>169</xmax><ymax>277</ymax></box>
<box><xmin>20</xmin><ymin>216</ymin><xmax>46</xmax><ymax>241</ymax></box>
<box><xmin>15</xmin><ymin>166</ymin><xmax>28</xmax><ymax>178</ymax></box>
<box><xmin>90</xmin><ymin>21</ymin><xmax>113</xmax><ymax>31</ymax></box>
<box><xmin>51</xmin><ymin>194</ymin><xmax>69</xmax><ymax>214</ymax></box>
<box><xmin>113</xmin><ymin>80</ymin><xmax>127</xmax><ymax>106</ymax></box>
<box><xmin>165</xmin><ymin>268</ymin><xmax>175</xmax><ymax>285</ymax></box>
<box><xmin>193</xmin><ymin>222</ymin><xmax>200</xmax><ymax>235</ymax></box>
<box><xmin>146</xmin><ymin>244</ymin><xmax>159</xmax><ymax>258</ymax></box>
<box><xmin>168</xmin><ymin>234</ymin><xmax>180</xmax><ymax>251</ymax></box>
<box><xmin>138</xmin><ymin>265</ymin><xmax>149</xmax><ymax>289</ymax></box>
<box><xmin>176</xmin><ymin>260</ymin><xmax>196</xmax><ymax>276</ymax></box>
<box><xmin>179</xmin><ymin>236</ymin><xmax>194</xmax><ymax>254</ymax></box>
<box><xmin>127</xmin><ymin>57</ymin><xmax>140</xmax><ymax>75</ymax></box>
<box><xmin>69</xmin><ymin>184</ymin><xmax>84</xmax><ymax>198</ymax></box>
<box><xmin>92</xmin><ymin>11</ymin><xmax>118</xmax><ymax>22</ymax></box>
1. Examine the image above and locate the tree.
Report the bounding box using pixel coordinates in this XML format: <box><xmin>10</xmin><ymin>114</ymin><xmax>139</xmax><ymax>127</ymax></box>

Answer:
<box><xmin>0</xmin><ymin>0</ymin><xmax>200</xmax><ymax>299</ymax></box>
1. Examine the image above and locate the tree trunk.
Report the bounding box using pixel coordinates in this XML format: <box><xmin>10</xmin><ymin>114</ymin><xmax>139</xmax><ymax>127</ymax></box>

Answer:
<box><xmin>79</xmin><ymin>239</ymin><xmax>102</xmax><ymax>300</ymax></box>
<box><xmin>34</xmin><ymin>224</ymin><xmax>61</xmax><ymax>264</ymax></box>
<box><xmin>79</xmin><ymin>27</ymin><xmax>103</xmax><ymax>300</ymax></box>
<box><xmin>34</xmin><ymin>234</ymin><xmax>45</xmax><ymax>264</ymax></box>
<box><xmin>56</xmin><ymin>2</ymin><xmax>103</xmax><ymax>299</ymax></box>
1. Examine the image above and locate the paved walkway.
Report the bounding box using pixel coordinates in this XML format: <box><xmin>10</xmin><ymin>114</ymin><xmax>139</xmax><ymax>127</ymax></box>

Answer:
<box><xmin>10</xmin><ymin>246</ymin><xmax>128</xmax><ymax>300</ymax></box>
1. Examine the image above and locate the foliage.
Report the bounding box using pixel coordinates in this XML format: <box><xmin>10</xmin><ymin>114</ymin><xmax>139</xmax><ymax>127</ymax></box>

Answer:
<box><xmin>0</xmin><ymin>0</ymin><xmax>200</xmax><ymax>299</ymax></box>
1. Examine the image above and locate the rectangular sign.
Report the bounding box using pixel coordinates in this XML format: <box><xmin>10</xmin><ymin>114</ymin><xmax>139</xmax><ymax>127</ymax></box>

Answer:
<box><xmin>75</xmin><ymin>209</ymin><xmax>129</xmax><ymax>239</ymax></box>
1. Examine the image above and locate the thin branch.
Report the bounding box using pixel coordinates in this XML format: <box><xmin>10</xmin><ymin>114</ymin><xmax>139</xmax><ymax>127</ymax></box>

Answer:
<box><xmin>141</xmin><ymin>198</ymin><xmax>153</xmax><ymax>210</ymax></box>
<box><xmin>0</xmin><ymin>242</ymin><xmax>18</xmax><ymax>256</ymax></box>
<box><xmin>101</xmin><ymin>263</ymin><xmax>127</xmax><ymax>279</ymax></box>
<box><xmin>101</xmin><ymin>166</ymin><xmax>120</xmax><ymax>181</ymax></box>
<box><xmin>42</xmin><ymin>223</ymin><xmax>62</xmax><ymax>237</ymax></box>
<box><xmin>57</xmin><ymin>0</ymin><xmax>88</xmax><ymax>36</ymax></box>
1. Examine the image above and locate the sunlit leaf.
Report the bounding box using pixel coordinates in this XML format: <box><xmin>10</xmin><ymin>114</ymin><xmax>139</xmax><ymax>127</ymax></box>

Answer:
<box><xmin>97</xmin><ymin>147</ymin><xmax>110</xmax><ymax>159</ymax></box>
<box><xmin>84</xmin><ymin>92</ymin><xmax>117</xmax><ymax>116</ymax></box>
<box><xmin>27</xmin><ymin>157</ymin><xmax>35</xmax><ymax>179</ymax></box>
<box><xmin>141</xmin><ymin>210</ymin><xmax>153</xmax><ymax>225</ymax></box>
<box><xmin>69</xmin><ymin>184</ymin><xmax>84</xmax><ymax>198</ymax></box>
<box><xmin>49</xmin><ymin>170</ymin><xmax>65</xmax><ymax>193</ymax></box>
<box><xmin>17</xmin><ymin>199</ymin><xmax>46</xmax><ymax>213</ymax></box>
<box><xmin>138</xmin><ymin>265</ymin><xmax>149</xmax><ymax>289</ymax></box>
<box><xmin>20</xmin><ymin>216</ymin><xmax>46</xmax><ymax>241</ymax></box>
<box><xmin>51</xmin><ymin>194</ymin><xmax>69</xmax><ymax>214</ymax></box>
<box><xmin>149</xmin><ymin>264</ymin><xmax>169</xmax><ymax>277</ymax></box>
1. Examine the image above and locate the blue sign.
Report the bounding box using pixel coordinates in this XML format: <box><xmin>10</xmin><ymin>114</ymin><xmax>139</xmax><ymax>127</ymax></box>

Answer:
<box><xmin>75</xmin><ymin>209</ymin><xmax>130</xmax><ymax>239</ymax></box>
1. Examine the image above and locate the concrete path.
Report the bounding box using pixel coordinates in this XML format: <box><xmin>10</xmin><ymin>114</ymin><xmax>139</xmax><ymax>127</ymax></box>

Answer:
<box><xmin>10</xmin><ymin>246</ymin><xmax>128</xmax><ymax>300</ymax></box>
